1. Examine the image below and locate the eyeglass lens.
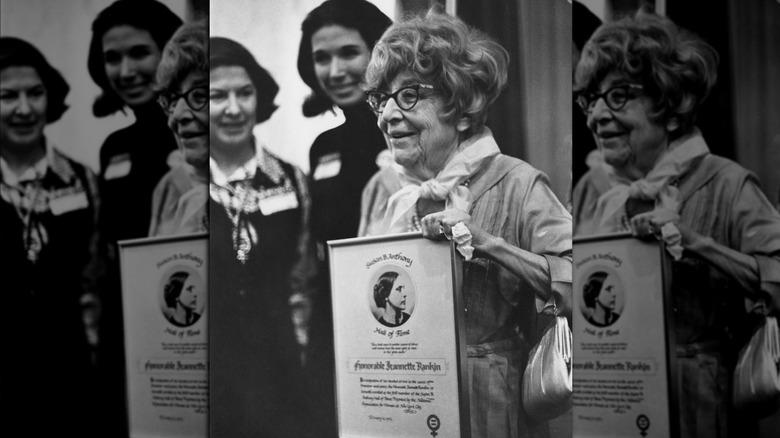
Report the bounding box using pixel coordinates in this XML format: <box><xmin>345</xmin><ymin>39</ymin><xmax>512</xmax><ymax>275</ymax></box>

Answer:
<box><xmin>160</xmin><ymin>87</ymin><xmax>208</xmax><ymax>113</ymax></box>
<box><xmin>367</xmin><ymin>86</ymin><xmax>421</xmax><ymax>113</ymax></box>
<box><xmin>577</xmin><ymin>85</ymin><xmax>640</xmax><ymax>114</ymax></box>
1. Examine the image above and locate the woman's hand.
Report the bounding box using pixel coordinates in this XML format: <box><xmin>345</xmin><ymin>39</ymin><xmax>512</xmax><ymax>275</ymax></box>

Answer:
<box><xmin>420</xmin><ymin>209</ymin><xmax>491</xmax><ymax>249</ymax></box>
<box><xmin>630</xmin><ymin>209</ymin><xmax>696</xmax><ymax>246</ymax></box>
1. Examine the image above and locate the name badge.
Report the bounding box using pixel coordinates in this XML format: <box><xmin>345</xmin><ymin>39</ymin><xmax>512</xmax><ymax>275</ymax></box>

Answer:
<box><xmin>104</xmin><ymin>154</ymin><xmax>132</xmax><ymax>180</ymax></box>
<box><xmin>50</xmin><ymin>191</ymin><xmax>89</xmax><ymax>216</ymax></box>
<box><xmin>313</xmin><ymin>153</ymin><xmax>342</xmax><ymax>181</ymax></box>
<box><xmin>259</xmin><ymin>192</ymin><xmax>299</xmax><ymax>215</ymax></box>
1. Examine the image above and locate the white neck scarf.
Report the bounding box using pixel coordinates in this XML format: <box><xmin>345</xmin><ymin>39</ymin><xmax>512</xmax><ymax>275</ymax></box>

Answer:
<box><xmin>594</xmin><ymin>128</ymin><xmax>710</xmax><ymax>233</ymax></box>
<box><xmin>380</xmin><ymin>127</ymin><xmax>501</xmax><ymax>234</ymax></box>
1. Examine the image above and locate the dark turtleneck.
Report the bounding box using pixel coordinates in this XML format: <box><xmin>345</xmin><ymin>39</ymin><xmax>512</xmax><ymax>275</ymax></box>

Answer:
<box><xmin>98</xmin><ymin>102</ymin><xmax>178</xmax><ymax>244</ymax></box>
<box><xmin>308</xmin><ymin>102</ymin><xmax>387</xmax><ymax>248</ymax></box>
<box><xmin>305</xmin><ymin>102</ymin><xmax>388</xmax><ymax>437</ymax></box>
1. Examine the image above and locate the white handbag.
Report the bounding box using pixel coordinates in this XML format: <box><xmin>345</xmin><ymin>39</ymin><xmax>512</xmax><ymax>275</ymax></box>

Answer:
<box><xmin>522</xmin><ymin>316</ymin><xmax>572</xmax><ymax>421</ymax></box>
<box><xmin>733</xmin><ymin>315</ymin><xmax>780</xmax><ymax>417</ymax></box>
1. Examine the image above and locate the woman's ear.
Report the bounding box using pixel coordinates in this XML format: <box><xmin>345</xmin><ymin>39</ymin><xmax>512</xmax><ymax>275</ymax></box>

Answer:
<box><xmin>665</xmin><ymin>116</ymin><xmax>680</xmax><ymax>133</ymax></box>
<box><xmin>456</xmin><ymin>115</ymin><xmax>471</xmax><ymax>133</ymax></box>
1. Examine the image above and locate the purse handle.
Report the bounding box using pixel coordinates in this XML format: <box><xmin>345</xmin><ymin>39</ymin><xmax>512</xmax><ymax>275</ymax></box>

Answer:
<box><xmin>554</xmin><ymin>316</ymin><xmax>572</xmax><ymax>365</ymax></box>
<box><xmin>766</xmin><ymin>316</ymin><xmax>779</xmax><ymax>364</ymax></box>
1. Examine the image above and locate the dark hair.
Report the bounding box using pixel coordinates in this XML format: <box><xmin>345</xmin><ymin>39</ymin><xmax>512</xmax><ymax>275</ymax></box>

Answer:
<box><xmin>373</xmin><ymin>271</ymin><xmax>399</xmax><ymax>308</ymax></box>
<box><xmin>583</xmin><ymin>271</ymin><xmax>608</xmax><ymax>308</ymax></box>
<box><xmin>87</xmin><ymin>0</ymin><xmax>182</xmax><ymax>117</ymax></box>
<box><xmin>0</xmin><ymin>37</ymin><xmax>70</xmax><ymax>123</ymax></box>
<box><xmin>210</xmin><ymin>37</ymin><xmax>279</xmax><ymax>124</ymax></box>
<box><xmin>297</xmin><ymin>0</ymin><xmax>392</xmax><ymax>117</ymax></box>
<box><xmin>163</xmin><ymin>271</ymin><xmax>190</xmax><ymax>308</ymax></box>
<box><xmin>575</xmin><ymin>11</ymin><xmax>718</xmax><ymax>136</ymax></box>
<box><xmin>155</xmin><ymin>20</ymin><xmax>208</xmax><ymax>93</ymax></box>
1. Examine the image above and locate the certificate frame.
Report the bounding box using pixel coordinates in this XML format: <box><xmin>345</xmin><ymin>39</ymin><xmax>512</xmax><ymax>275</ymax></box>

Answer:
<box><xmin>119</xmin><ymin>233</ymin><xmax>208</xmax><ymax>438</ymax></box>
<box><xmin>328</xmin><ymin>232</ymin><xmax>470</xmax><ymax>438</ymax></box>
<box><xmin>572</xmin><ymin>232</ymin><xmax>678</xmax><ymax>438</ymax></box>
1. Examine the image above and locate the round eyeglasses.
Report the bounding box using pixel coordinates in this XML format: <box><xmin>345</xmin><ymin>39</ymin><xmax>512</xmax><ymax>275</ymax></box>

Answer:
<box><xmin>365</xmin><ymin>84</ymin><xmax>435</xmax><ymax>114</ymax></box>
<box><xmin>158</xmin><ymin>86</ymin><xmax>208</xmax><ymax>114</ymax></box>
<box><xmin>575</xmin><ymin>83</ymin><xmax>644</xmax><ymax>115</ymax></box>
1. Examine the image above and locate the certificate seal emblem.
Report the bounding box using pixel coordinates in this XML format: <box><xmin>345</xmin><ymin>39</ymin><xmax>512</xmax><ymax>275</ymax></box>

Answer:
<box><xmin>636</xmin><ymin>414</ymin><xmax>650</xmax><ymax>437</ymax></box>
<box><xmin>426</xmin><ymin>414</ymin><xmax>441</xmax><ymax>437</ymax></box>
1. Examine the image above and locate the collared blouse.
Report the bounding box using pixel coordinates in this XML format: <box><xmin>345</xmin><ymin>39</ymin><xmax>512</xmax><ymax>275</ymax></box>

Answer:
<box><xmin>573</xmin><ymin>131</ymin><xmax>780</xmax><ymax>345</ymax></box>
<box><xmin>360</xmin><ymin>135</ymin><xmax>573</xmax><ymax>437</ymax></box>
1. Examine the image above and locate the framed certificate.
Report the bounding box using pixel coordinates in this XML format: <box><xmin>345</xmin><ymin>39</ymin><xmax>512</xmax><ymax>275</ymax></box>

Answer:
<box><xmin>119</xmin><ymin>233</ymin><xmax>208</xmax><ymax>438</ymax></box>
<box><xmin>329</xmin><ymin>232</ymin><xmax>470</xmax><ymax>438</ymax></box>
<box><xmin>572</xmin><ymin>233</ymin><xmax>677</xmax><ymax>438</ymax></box>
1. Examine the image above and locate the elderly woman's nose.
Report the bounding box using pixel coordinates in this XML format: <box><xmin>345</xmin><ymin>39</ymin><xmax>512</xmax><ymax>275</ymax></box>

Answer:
<box><xmin>171</xmin><ymin>98</ymin><xmax>192</xmax><ymax>120</ymax></box>
<box><xmin>587</xmin><ymin>97</ymin><xmax>612</xmax><ymax>128</ymax></box>
<box><xmin>380</xmin><ymin>96</ymin><xmax>403</xmax><ymax>124</ymax></box>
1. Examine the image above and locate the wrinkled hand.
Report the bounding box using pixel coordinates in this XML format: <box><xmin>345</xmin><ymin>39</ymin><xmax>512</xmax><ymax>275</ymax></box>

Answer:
<box><xmin>420</xmin><ymin>209</ymin><xmax>490</xmax><ymax>249</ymax></box>
<box><xmin>630</xmin><ymin>209</ymin><xmax>694</xmax><ymax>246</ymax></box>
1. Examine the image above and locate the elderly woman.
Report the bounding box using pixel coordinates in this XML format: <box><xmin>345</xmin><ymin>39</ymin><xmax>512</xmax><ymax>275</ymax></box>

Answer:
<box><xmin>572</xmin><ymin>12</ymin><xmax>780</xmax><ymax>437</ymax></box>
<box><xmin>149</xmin><ymin>21</ymin><xmax>208</xmax><ymax>236</ymax></box>
<box><xmin>359</xmin><ymin>11</ymin><xmax>573</xmax><ymax>438</ymax></box>
<box><xmin>1</xmin><ymin>37</ymin><xmax>100</xmax><ymax>435</ymax></box>
<box><xmin>208</xmin><ymin>37</ymin><xmax>316</xmax><ymax>437</ymax></box>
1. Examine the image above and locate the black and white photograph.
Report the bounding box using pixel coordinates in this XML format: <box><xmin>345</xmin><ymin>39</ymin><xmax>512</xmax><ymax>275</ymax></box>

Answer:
<box><xmin>3</xmin><ymin>0</ymin><xmax>779</xmax><ymax>437</ymax></box>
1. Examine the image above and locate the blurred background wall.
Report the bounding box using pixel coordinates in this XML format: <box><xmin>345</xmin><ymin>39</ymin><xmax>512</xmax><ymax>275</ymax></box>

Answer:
<box><xmin>458</xmin><ymin>0</ymin><xmax>573</xmax><ymax>206</ymax></box>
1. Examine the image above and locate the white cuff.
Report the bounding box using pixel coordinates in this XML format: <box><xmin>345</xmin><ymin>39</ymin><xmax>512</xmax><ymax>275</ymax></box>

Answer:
<box><xmin>450</xmin><ymin>222</ymin><xmax>474</xmax><ymax>261</ymax></box>
<box><xmin>661</xmin><ymin>222</ymin><xmax>683</xmax><ymax>261</ymax></box>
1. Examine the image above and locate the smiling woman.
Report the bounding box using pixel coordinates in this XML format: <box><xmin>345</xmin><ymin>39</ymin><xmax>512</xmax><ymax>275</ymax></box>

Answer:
<box><xmin>101</xmin><ymin>25</ymin><xmax>162</xmax><ymax>109</ymax></box>
<box><xmin>1</xmin><ymin>36</ymin><xmax>101</xmax><ymax>436</ymax></box>
<box><xmin>85</xmin><ymin>2</ymin><xmax>183</xmax><ymax>435</ymax></box>
<box><xmin>296</xmin><ymin>3</ymin><xmax>394</xmax><ymax>435</ymax></box>
<box><xmin>311</xmin><ymin>24</ymin><xmax>370</xmax><ymax>107</ymax></box>
<box><xmin>572</xmin><ymin>11</ymin><xmax>780</xmax><ymax>437</ymax></box>
<box><xmin>359</xmin><ymin>10</ymin><xmax>573</xmax><ymax>438</ymax></box>
<box><xmin>0</xmin><ymin>66</ymin><xmax>48</xmax><ymax>150</ymax></box>
<box><xmin>87</xmin><ymin>0</ymin><xmax>182</xmax><ymax>241</ymax></box>
<box><xmin>148</xmin><ymin>20</ymin><xmax>209</xmax><ymax>237</ymax></box>
<box><xmin>207</xmin><ymin>36</ymin><xmax>317</xmax><ymax>438</ymax></box>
